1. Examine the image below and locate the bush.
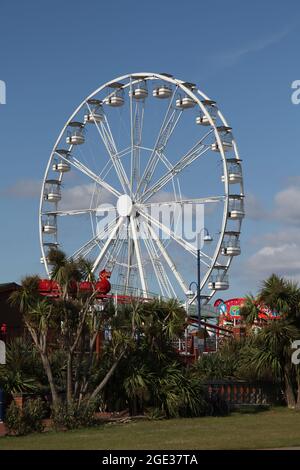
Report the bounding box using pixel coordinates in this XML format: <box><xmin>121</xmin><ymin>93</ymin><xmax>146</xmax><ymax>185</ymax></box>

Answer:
<box><xmin>5</xmin><ymin>398</ymin><xmax>47</xmax><ymax>436</ymax></box>
<box><xmin>207</xmin><ymin>393</ymin><xmax>230</xmax><ymax>417</ymax></box>
<box><xmin>51</xmin><ymin>399</ymin><xmax>97</xmax><ymax>430</ymax></box>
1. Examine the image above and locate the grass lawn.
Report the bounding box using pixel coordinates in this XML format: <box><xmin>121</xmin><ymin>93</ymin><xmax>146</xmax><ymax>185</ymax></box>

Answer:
<box><xmin>1</xmin><ymin>407</ymin><xmax>300</xmax><ymax>450</ymax></box>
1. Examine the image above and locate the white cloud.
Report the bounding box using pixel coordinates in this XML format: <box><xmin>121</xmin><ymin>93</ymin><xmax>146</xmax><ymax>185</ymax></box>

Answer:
<box><xmin>242</xmin><ymin>178</ymin><xmax>300</xmax><ymax>286</ymax></box>
<box><xmin>247</xmin><ymin>242</ymin><xmax>300</xmax><ymax>276</ymax></box>
<box><xmin>59</xmin><ymin>183</ymin><xmax>114</xmax><ymax>210</ymax></box>
<box><xmin>1</xmin><ymin>178</ymin><xmax>115</xmax><ymax>211</ymax></box>
<box><xmin>244</xmin><ymin>225</ymin><xmax>300</xmax><ymax>286</ymax></box>
<box><xmin>273</xmin><ymin>184</ymin><xmax>300</xmax><ymax>225</ymax></box>
<box><xmin>260</xmin><ymin>228</ymin><xmax>300</xmax><ymax>246</ymax></box>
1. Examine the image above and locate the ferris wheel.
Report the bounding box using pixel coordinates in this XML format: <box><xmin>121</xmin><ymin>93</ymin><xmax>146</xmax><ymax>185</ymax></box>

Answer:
<box><xmin>39</xmin><ymin>72</ymin><xmax>244</xmax><ymax>304</ymax></box>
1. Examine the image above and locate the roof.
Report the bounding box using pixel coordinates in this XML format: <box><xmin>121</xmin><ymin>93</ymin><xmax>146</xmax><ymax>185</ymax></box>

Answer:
<box><xmin>0</xmin><ymin>282</ymin><xmax>21</xmax><ymax>293</ymax></box>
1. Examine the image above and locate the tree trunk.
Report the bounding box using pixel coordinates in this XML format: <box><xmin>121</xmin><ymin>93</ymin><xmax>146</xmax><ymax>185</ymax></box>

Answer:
<box><xmin>67</xmin><ymin>354</ymin><xmax>73</xmax><ymax>405</ymax></box>
<box><xmin>295</xmin><ymin>375</ymin><xmax>300</xmax><ymax>409</ymax></box>
<box><xmin>40</xmin><ymin>353</ymin><xmax>59</xmax><ymax>407</ymax></box>
<box><xmin>25</xmin><ymin>322</ymin><xmax>59</xmax><ymax>407</ymax></box>
<box><xmin>284</xmin><ymin>368</ymin><xmax>296</xmax><ymax>409</ymax></box>
<box><xmin>76</xmin><ymin>331</ymin><xmax>99</xmax><ymax>403</ymax></box>
<box><xmin>89</xmin><ymin>350</ymin><xmax>125</xmax><ymax>401</ymax></box>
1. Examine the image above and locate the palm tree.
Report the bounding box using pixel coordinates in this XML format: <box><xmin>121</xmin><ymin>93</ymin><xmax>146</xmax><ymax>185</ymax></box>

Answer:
<box><xmin>138</xmin><ymin>298</ymin><xmax>186</xmax><ymax>358</ymax></box>
<box><xmin>151</xmin><ymin>362</ymin><xmax>207</xmax><ymax>418</ymax></box>
<box><xmin>47</xmin><ymin>249</ymin><xmax>82</xmax><ymax>299</ymax></box>
<box><xmin>241</xmin><ymin>320</ymin><xmax>298</xmax><ymax>408</ymax></box>
<box><xmin>123</xmin><ymin>365</ymin><xmax>152</xmax><ymax>415</ymax></box>
<box><xmin>0</xmin><ymin>338</ymin><xmax>40</xmax><ymax>395</ymax></box>
<box><xmin>259</xmin><ymin>274</ymin><xmax>292</xmax><ymax>317</ymax></box>
<box><xmin>240</xmin><ymin>294</ymin><xmax>261</xmax><ymax>326</ymax></box>
<box><xmin>10</xmin><ymin>279</ymin><xmax>59</xmax><ymax>405</ymax></box>
<box><xmin>283</xmin><ymin>279</ymin><xmax>300</xmax><ymax>326</ymax></box>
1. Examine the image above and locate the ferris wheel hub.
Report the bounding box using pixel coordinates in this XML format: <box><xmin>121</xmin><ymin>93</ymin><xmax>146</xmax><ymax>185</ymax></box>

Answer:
<box><xmin>117</xmin><ymin>194</ymin><xmax>133</xmax><ymax>217</ymax></box>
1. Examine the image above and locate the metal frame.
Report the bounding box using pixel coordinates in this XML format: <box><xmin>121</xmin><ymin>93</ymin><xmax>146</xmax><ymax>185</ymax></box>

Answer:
<box><xmin>39</xmin><ymin>72</ymin><xmax>244</xmax><ymax>304</ymax></box>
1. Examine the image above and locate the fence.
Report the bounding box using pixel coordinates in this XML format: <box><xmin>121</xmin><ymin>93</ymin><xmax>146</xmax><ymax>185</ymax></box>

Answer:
<box><xmin>203</xmin><ymin>380</ymin><xmax>283</xmax><ymax>407</ymax></box>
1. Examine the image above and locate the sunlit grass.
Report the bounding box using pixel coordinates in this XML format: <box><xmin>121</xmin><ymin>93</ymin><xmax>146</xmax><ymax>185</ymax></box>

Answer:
<box><xmin>1</xmin><ymin>407</ymin><xmax>300</xmax><ymax>450</ymax></box>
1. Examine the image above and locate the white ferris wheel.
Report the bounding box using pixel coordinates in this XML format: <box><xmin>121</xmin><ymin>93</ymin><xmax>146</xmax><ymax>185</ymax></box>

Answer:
<box><xmin>39</xmin><ymin>72</ymin><xmax>244</xmax><ymax>304</ymax></box>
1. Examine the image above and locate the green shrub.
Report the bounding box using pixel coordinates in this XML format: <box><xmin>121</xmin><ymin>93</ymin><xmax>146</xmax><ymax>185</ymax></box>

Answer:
<box><xmin>145</xmin><ymin>407</ymin><xmax>166</xmax><ymax>420</ymax></box>
<box><xmin>207</xmin><ymin>394</ymin><xmax>230</xmax><ymax>417</ymax></box>
<box><xmin>51</xmin><ymin>399</ymin><xmax>97</xmax><ymax>430</ymax></box>
<box><xmin>5</xmin><ymin>398</ymin><xmax>46</xmax><ymax>436</ymax></box>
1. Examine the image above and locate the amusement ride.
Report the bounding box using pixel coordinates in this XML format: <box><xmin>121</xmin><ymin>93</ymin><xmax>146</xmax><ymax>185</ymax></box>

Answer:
<box><xmin>38</xmin><ymin>72</ymin><xmax>245</xmax><ymax>353</ymax></box>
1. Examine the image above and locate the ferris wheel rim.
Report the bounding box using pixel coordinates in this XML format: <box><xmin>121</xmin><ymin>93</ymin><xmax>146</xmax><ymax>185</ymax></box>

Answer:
<box><xmin>39</xmin><ymin>72</ymin><xmax>244</xmax><ymax>303</ymax></box>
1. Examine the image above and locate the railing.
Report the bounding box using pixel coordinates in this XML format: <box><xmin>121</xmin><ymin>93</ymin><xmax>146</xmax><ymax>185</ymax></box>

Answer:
<box><xmin>186</xmin><ymin>303</ymin><xmax>219</xmax><ymax>318</ymax></box>
<box><xmin>173</xmin><ymin>334</ymin><xmax>218</xmax><ymax>357</ymax></box>
<box><xmin>110</xmin><ymin>284</ymin><xmax>166</xmax><ymax>300</ymax></box>
<box><xmin>203</xmin><ymin>381</ymin><xmax>281</xmax><ymax>406</ymax></box>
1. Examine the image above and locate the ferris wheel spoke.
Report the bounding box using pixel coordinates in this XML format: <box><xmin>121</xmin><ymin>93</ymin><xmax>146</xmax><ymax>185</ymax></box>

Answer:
<box><xmin>104</xmin><ymin>234</ymin><xmax>125</xmax><ymax>276</ymax></box>
<box><xmin>143</xmin><ymin>236</ymin><xmax>164</xmax><ymax>295</ymax></box>
<box><xmin>139</xmin><ymin>208</ymin><xmax>211</xmax><ymax>267</ymax></box>
<box><xmin>130</xmin><ymin>84</ymin><xmax>145</xmax><ymax>193</ymax></box>
<box><xmin>130</xmin><ymin>216</ymin><xmax>148</xmax><ymax>297</ymax></box>
<box><xmin>85</xmin><ymin>102</ymin><xmax>130</xmax><ymax>194</ymax></box>
<box><xmin>71</xmin><ymin>216</ymin><xmax>119</xmax><ymax>260</ymax></box>
<box><xmin>157</xmin><ymin>151</ymin><xmax>174</xmax><ymax>172</ymax></box>
<box><xmin>143</xmin><ymin>228</ymin><xmax>175</xmax><ymax>298</ymax></box>
<box><xmin>136</xmin><ymin>86</ymin><xmax>181</xmax><ymax>197</ymax></box>
<box><xmin>125</xmin><ymin>230</ymin><xmax>134</xmax><ymax>292</ymax></box>
<box><xmin>55</xmin><ymin>150</ymin><xmax>120</xmax><ymax>198</ymax></box>
<box><xmin>107</xmin><ymin>221</ymin><xmax>129</xmax><ymax>288</ymax></box>
<box><xmin>145</xmin><ymin>221</ymin><xmax>188</xmax><ymax>295</ymax></box>
<box><xmin>115</xmin><ymin>240</ymin><xmax>130</xmax><ymax>290</ymax></box>
<box><xmin>116</xmin><ymin>146</ymin><xmax>132</xmax><ymax>159</ymax></box>
<box><xmin>43</xmin><ymin>206</ymin><xmax>117</xmax><ymax>217</ymax></box>
<box><xmin>139</xmin><ymin>196</ymin><xmax>225</xmax><ymax>209</ymax></box>
<box><xmin>140</xmin><ymin>137</ymin><xmax>212</xmax><ymax>204</ymax></box>
<box><xmin>129</xmin><ymin>78</ymin><xmax>134</xmax><ymax>192</ymax></box>
<box><xmin>92</xmin><ymin>216</ymin><xmax>124</xmax><ymax>273</ymax></box>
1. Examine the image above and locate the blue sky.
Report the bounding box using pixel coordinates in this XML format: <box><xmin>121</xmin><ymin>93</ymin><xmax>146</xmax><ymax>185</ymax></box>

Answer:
<box><xmin>0</xmin><ymin>0</ymin><xmax>300</xmax><ymax>300</ymax></box>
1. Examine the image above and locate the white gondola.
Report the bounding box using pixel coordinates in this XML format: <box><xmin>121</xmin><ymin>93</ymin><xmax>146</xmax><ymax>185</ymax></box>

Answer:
<box><xmin>228</xmin><ymin>195</ymin><xmax>245</xmax><ymax>220</ymax></box>
<box><xmin>208</xmin><ymin>270</ymin><xmax>229</xmax><ymax>290</ymax></box>
<box><xmin>130</xmin><ymin>85</ymin><xmax>148</xmax><ymax>100</ymax></box>
<box><xmin>196</xmin><ymin>100</ymin><xmax>217</xmax><ymax>126</ymax></box>
<box><xmin>221</xmin><ymin>159</ymin><xmax>243</xmax><ymax>184</ymax></box>
<box><xmin>221</xmin><ymin>240</ymin><xmax>241</xmax><ymax>256</ymax></box>
<box><xmin>196</xmin><ymin>115</ymin><xmax>212</xmax><ymax>125</ymax></box>
<box><xmin>176</xmin><ymin>96</ymin><xmax>196</xmax><ymax>109</ymax></box>
<box><xmin>84</xmin><ymin>99</ymin><xmax>103</xmax><ymax>123</ymax></box>
<box><xmin>53</xmin><ymin>149</ymin><xmax>71</xmax><ymax>173</ymax></box>
<box><xmin>152</xmin><ymin>86</ymin><xmax>172</xmax><ymax>99</ymax></box>
<box><xmin>66</xmin><ymin>122</ymin><xmax>85</xmax><ymax>145</ymax></box>
<box><xmin>84</xmin><ymin>112</ymin><xmax>103</xmax><ymax>123</ymax></box>
<box><xmin>52</xmin><ymin>161</ymin><xmax>71</xmax><ymax>172</ymax></box>
<box><xmin>42</xmin><ymin>223</ymin><xmax>57</xmax><ymax>234</ymax></box>
<box><xmin>46</xmin><ymin>193</ymin><xmax>61</xmax><ymax>203</ymax></box>
<box><xmin>40</xmin><ymin>256</ymin><xmax>55</xmax><ymax>265</ymax></box>
<box><xmin>212</xmin><ymin>126</ymin><xmax>233</xmax><ymax>152</ymax></box>
<box><xmin>40</xmin><ymin>251</ymin><xmax>57</xmax><ymax>265</ymax></box>
<box><xmin>104</xmin><ymin>92</ymin><xmax>124</xmax><ymax>107</ymax></box>
<box><xmin>44</xmin><ymin>180</ymin><xmax>61</xmax><ymax>203</ymax></box>
<box><xmin>211</xmin><ymin>141</ymin><xmax>233</xmax><ymax>152</ymax></box>
<box><xmin>229</xmin><ymin>209</ymin><xmax>245</xmax><ymax>220</ymax></box>
<box><xmin>221</xmin><ymin>171</ymin><xmax>243</xmax><ymax>184</ymax></box>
